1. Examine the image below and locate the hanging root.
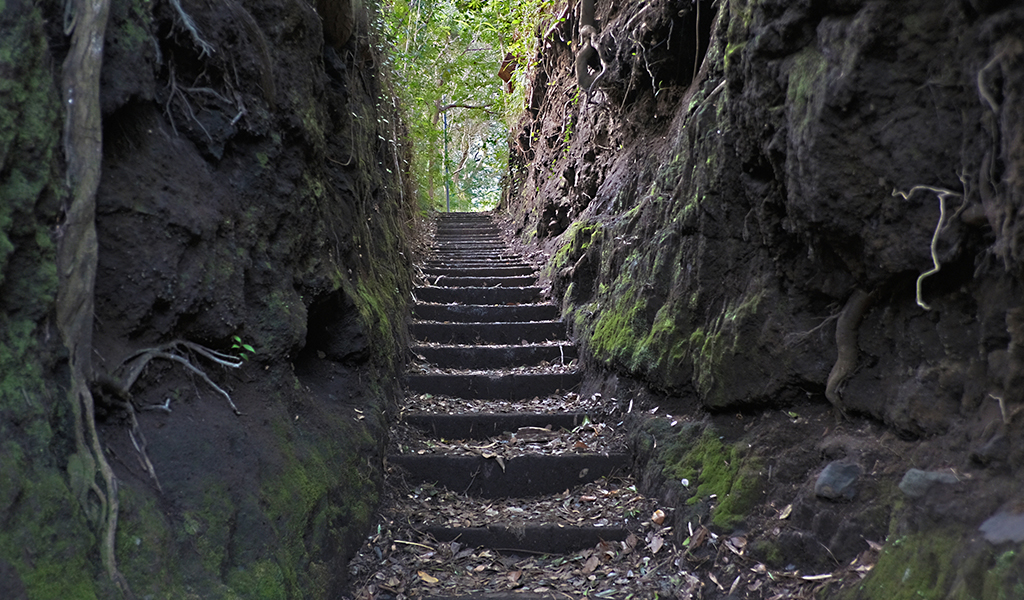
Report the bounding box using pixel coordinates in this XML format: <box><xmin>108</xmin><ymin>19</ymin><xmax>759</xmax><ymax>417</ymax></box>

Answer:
<box><xmin>168</xmin><ymin>0</ymin><xmax>215</xmax><ymax>57</ymax></box>
<box><xmin>784</xmin><ymin>312</ymin><xmax>840</xmax><ymax>348</ymax></box>
<box><xmin>163</xmin><ymin>63</ymin><xmax>215</xmax><ymax>141</ymax></box>
<box><xmin>825</xmin><ymin>289</ymin><xmax>873</xmax><ymax>421</ymax></box>
<box><xmin>892</xmin><ymin>185</ymin><xmax>964</xmax><ymax>310</ymax></box>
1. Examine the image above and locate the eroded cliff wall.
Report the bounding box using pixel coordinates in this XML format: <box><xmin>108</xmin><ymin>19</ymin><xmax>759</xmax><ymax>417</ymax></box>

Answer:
<box><xmin>1</xmin><ymin>0</ymin><xmax>412</xmax><ymax>597</ymax></box>
<box><xmin>505</xmin><ymin>0</ymin><xmax>1023</xmax><ymax>596</ymax></box>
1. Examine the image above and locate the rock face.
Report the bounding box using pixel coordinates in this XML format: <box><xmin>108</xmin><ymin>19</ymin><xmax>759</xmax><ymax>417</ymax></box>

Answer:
<box><xmin>505</xmin><ymin>0</ymin><xmax>1024</xmax><ymax>596</ymax></box>
<box><xmin>1</xmin><ymin>0</ymin><xmax>413</xmax><ymax>597</ymax></box>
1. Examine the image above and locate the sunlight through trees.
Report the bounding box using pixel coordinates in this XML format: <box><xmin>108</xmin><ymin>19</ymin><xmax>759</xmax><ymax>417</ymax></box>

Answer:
<box><xmin>379</xmin><ymin>0</ymin><xmax>554</xmax><ymax>212</ymax></box>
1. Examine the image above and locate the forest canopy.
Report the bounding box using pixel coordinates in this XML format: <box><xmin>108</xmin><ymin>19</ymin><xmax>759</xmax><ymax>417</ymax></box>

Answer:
<box><xmin>379</xmin><ymin>0</ymin><xmax>555</xmax><ymax>212</ymax></box>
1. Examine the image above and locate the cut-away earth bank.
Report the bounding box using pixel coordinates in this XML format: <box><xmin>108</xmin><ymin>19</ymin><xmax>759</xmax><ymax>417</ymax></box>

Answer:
<box><xmin>498</xmin><ymin>0</ymin><xmax>1024</xmax><ymax>598</ymax></box>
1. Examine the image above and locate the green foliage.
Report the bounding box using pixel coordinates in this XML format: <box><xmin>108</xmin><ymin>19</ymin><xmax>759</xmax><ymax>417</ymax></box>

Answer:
<box><xmin>231</xmin><ymin>335</ymin><xmax>255</xmax><ymax>361</ymax></box>
<box><xmin>380</xmin><ymin>0</ymin><xmax>555</xmax><ymax>210</ymax></box>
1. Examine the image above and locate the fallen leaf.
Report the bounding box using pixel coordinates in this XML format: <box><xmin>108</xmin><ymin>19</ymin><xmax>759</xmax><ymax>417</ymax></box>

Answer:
<box><xmin>725</xmin><ymin>537</ymin><xmax>745</xmax><ymax>557</ymax></box>
<box><xmin>728</xmin><ymin>574</ymin><xmax>741</xmax><ymax>595</ymax></box>
<box><xmin>779</xmin><ymin>504</ymin><xmax>793</xmax><ymax>520</ymax></box>
<box><xmin>709</xmin><ymin>572</ymin><xmax>723</xmax><ymax>590</ymax></box>
<box><xmin>580</xmin><ymin>495</ymin><xmax>598</xmax><ymax>502</ymax></box>
<box><xmin>582</xmin><ymin>554</ymin><xmax>600</xmax><ymax>575</ymax></box>
<box><xmin>624</xmin><ymin>533</ymin><xmax>638</xmax><ymax>552</ymax></box>
<box><xmin>648</xmin><ymin>534</ymin><xmax>664</xmax><ymax>554</ymax></box>
<box><xmin>417</xmin><ymin>571</ymin><xmax>438</xmax><ymax>584</ymax></box>
<box><xmin>689</xmin><ymin>526</ymin><xmax>708</xmax><ymax>550</ymax></box>
<box><xmin>508</xmin><ymin>570</ymin><xmax>522</xmax><ymax>584</ymax></box>
<box><xmin>651</xmin><ymin>509</ymin><xmax>666</xmax><ymax>525</ymax></box>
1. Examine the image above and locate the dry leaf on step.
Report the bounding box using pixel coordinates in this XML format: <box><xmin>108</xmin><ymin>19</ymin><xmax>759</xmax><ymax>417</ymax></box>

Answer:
<box><xmin>647</xmin><ymin>534</ymin><xmax>664</xmax><ymax>554</ymax></box>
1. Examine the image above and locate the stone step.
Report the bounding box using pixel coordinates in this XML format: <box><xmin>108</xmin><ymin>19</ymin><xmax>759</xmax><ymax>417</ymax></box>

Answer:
<box><xmin>403</xmin><ymin>412</ymin><xmax>592</xmax><ymax>439</ymax></box>
<box><xmin>424</xmin><ymin>275</ymin><xmax>537</xmax><ymax>288</ymax></box>
<box><xmin>431</xmin><ymin>243</ymin><xmax>513</xmax><ymax>250</ymax></box>
<box><xmin>420</xmin><ymin>524</ymin><xmax>628</xmax><ymax>556</ymax></box>
<box><xmin>388</xmin><ymin>453</ymin><xmax>630</xmax><ymax>498</ymax></box>
<box><xmin>432</xmin><ymin>235</ymin><xmax>501</xmax><ymax>241</ymax></box>
<box><xmin>432</xmin><ymin>242</ymin><xmax>503</xmax><ymax>247</ymax></box>
<box><xmin>424</xmin><ymin>261</ymin><xmax>532</xmax><ymax>269</ymax></box>
<box><xmin>420</xmin><ymin>265</ymin><xmax>537</xmax><ymax>277</ymax></box>
<box><xmin>412</xmin><ymin>304</ymin><xmax>560</xmax><ymax>322</ymax></box>
<box><xmin>430</xmin><ymin>254</ymin><xmax>519</xmax><ymax>261</ymax></box>
<box><xmin>435</xmin><ymin>226</ymin><xmax>497</xmax><ymax>232</ymax></box>
<box><xmin>421</xmin><ymin>589</ymin><xmax>561</xmax><ymax>593</ymax></box>
<box><xmin>414</xmin><ymin>286</ymin><xmax>543</xmax><ymax>305</ymax></box>
<box><xmin>411</xmin><ymin>320</ymin><xmax>566</xmax><ymax>344</ymax></box>
<box><xmin>406</xmin><ymin>372</ymin><xmax>582</xmax><ymax>399</ymax></box>
<box><xmin>412</xmin><ymin>344</ymin><xmax>576</xmax><ymax>369</ymax></box>
<box><xmin>432</xmin><ymin>246</ymin><xmax>513</xmax><ymax>252</ymax></box>
<box><xmin>433</xmin><ymin>237</ymin><xmax>504</xmax><ymax>243</ymax></box>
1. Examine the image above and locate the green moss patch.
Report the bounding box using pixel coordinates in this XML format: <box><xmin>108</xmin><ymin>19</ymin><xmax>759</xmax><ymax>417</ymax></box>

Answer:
<box><xmin>0</xmin><ymin>446</ymin><xmax>98</xmax><ymax>600</ymax></box>
<box><xmin>652</xmin><ymin>422</ymin><xmax>762</xmax><ymax>531</ymax></box>
<box><xmin>848</xmin><ymin>531</ymin><xmax>960</xmax><ymax>600</ymax></box>
<box><xmin>844</xmin><ymin>530</ymin><xmax>1024</xmax><ymax>600</ymax></box>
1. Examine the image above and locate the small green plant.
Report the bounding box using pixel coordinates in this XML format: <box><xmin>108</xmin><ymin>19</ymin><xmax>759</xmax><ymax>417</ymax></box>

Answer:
<box><xmin>231</xmin><ymin>335</ymin><xmax>255</xmax><ymax>361</ymax></box>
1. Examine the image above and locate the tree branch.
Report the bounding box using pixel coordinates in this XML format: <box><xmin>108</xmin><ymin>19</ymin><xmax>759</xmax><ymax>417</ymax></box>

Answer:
<box><xmin>438</xmin><ymin>102</ymin><xmax>497</xmax><ymax>115</ymax></box>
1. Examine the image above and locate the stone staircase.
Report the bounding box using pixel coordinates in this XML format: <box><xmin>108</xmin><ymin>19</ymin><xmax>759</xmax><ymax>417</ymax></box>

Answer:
<box><xmin>350</xmin><ymin>212</ymin><xmax>647</xmax><ymax>599</ymax></box>
<box><xmin>395</xmin><ymin>212</ymin><xmax>628</xmax><ymax>508</ymax></box>
<box><xmin>400</xmin><ymin>214</ymin><xmax>628</xmax><ymax>542</ymax></box>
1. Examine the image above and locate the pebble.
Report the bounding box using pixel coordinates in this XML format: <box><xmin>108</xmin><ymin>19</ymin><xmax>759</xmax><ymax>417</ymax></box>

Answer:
<box><xmin>980</xmin><ymin>511</ymin><xmax>1024</xmax><ymax>544</ymax></box>
<box><xmin>898</xmin><ymin>468</ymin><xmax>959</xmax><ymax>498</ymax></box>
<box><xmin>814</xmin><ymin>461</ymin><xmax>860</xmax><ymax>501</ymax></box>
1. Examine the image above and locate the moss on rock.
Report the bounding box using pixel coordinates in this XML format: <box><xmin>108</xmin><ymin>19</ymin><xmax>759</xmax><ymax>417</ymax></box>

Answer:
<box><xmin>841</xmin><ymin>529</ymin><xmax>1024</xmax><ymax>600</ymax></box>
<box><xmin>650</xmin><ymin>421</ymin><xmax>763</xmax><ymax>531</ymax></box>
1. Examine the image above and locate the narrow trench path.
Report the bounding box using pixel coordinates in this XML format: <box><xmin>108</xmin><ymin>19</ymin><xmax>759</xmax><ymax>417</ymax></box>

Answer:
<box><xmin>346</xmin><ymin>213</ymin><xmax>824</xmax><ymax>600</ymax></box>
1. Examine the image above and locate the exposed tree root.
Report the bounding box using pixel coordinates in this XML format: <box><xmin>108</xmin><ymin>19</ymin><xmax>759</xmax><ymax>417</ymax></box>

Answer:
<box><xmin>784</xmin><ymin>312</ymin><xmax>840</xmax><ymax>348</ymax></box>
<box><xmin>168</xmin><ymin>0</ymin><xmax>215</xmax><ymax>57</ymax></box>
<box><xmin>115</xmin><ymin>340</ymin><xmax>244</xmax><ymax>415</ymax></box>
<box><xmin>60</xmin><ymin>0</ymin><xmax>133</xmax><ymax>595</ymax></box>
<box><xmin>825</xmin><ymin>289</ymin><xmax>873</xmax><ymax>421</ymax></box>
<box><xmin>92</xmin><ymin>341</ymin><xmax>244</xmax><ymax>497</ymax></box>
<box><xmin>892</xmin><ymin>185</ymin><xmax>964</xmax><ymax>310</ymax></box>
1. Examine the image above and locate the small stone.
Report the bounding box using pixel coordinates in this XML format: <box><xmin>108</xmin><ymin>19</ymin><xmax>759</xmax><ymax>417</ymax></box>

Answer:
<box><xmin>970</xmin><ymin>434</ymin><xmax>1009</xmax><ymax>466</ymax></box>
<box><xmin>980</xmin><ymin>511</ymin><xmax>1024</xmax><ymax>544</ymax></box>
<box><xmin>814</xmin><ymin>461</ymin><xmax>860</xmax><ymax>501</ymax></box>
<box><xmin>898</xmin><ymin>468</ymin><xmax>960</xmax><ymax>498</ymax></box>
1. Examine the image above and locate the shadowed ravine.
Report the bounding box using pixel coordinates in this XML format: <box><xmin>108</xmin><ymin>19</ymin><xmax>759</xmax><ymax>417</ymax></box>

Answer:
<box><xmin>1</xmin><ymin>1</ymin><xmax>1023</xmax><ymax>599</ymax></box>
